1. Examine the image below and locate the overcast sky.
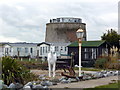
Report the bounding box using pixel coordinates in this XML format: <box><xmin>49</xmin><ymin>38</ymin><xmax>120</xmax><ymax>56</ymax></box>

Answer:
<box><xmin>0</xmin><ymin>0</ymin><xmax>119</xmax><ymax>43</ymax></box>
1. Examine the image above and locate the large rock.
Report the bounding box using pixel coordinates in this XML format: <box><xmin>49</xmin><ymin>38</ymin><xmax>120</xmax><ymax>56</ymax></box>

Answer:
<box><xmin>8</xmin><ymin>83</ymin><xmax>15</xmax><ymax>88</ymax></box>
<box><xmin>60</xmin><ymin>79</ymin><xmax>71</xmax><ymax>83</ymax></box>
<box><xmin>114</xmin><ymin>71</ymin><xmax>119</xmax><ymax>75</ymax></box>
<box><xmin>52</xmin><ymin>82</ymin><xmax>57</xmax><ymax>85</ymax></box>
<box><xmin>8</xmin><ymin>83</ymin><xmax>23</xmax><ymax>89</ymax></box>
<box><xmin>106</xmin><ymin>71</ymin><xmax>113</xmax><ymax>77</ymax></box>
<box><xmin>32</xmin><ymin>84</ymin><xmax>44</xmax><ymax>89</ymax></box>
<box><xmin>92</xmin><ymin>72</ymin><xmax>103</xmax><ymax>78</ymax></box>
<box><xmin>50</xmin><ymin>79</ymin><xmax>60</xmax><ymax>83</ymax></box>
<box><xmin>59</xmin><ymin>77</ymin><xmax>66</xmax><ymax>82</ymax></box>
<box><xmin>39</xmin><ymin>74</ymin><xmax>46</xmax><ymax>80</ymax></box>
<box><xmin>15</xmin><ymin>83</ymin><xmax>23</xmax><ymax>89</ymax></box>
<box><xmin>2</xmin><ymin>84</ymin><xmax>8</xmax><ymax>88</ymax></box>
<box><xmin>24</xmin><ymin>82</ymin><xmax>33</xmax><ymax>88</ymax></box>
<box><xmin>23</xmin><ymin>85</ymin><xmax>31</xmax><ymax>89</ymax></box>
<box><xmin>67</xmin><ymin>78</ymin><xmax>78</xmax><ymax>82</ymax></box>
<box><xmin>41</xmin><ymin>81</ymin><xmax>53</xmax><ymax>86</ymax></box>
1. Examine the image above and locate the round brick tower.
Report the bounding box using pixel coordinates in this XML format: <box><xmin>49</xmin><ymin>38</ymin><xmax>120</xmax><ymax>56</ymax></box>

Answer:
<box><xmin>45</xmin><ymin>17</ymin><xmax>87</xmax><ymax>43</ymax></box>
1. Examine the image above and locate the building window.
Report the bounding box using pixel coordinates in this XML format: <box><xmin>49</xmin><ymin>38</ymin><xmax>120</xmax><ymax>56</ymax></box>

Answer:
<box><xmin>43</xmin><ymin>47</ymin><xmax>44</xmax><ymax>54</ymax></box>
<box><xmin>85</xmin><ymin>53</ymin><xmax>88</xmax><ymax>59</ymax></box>
<box><xmin>30</xmin><ymin>48</ymin><xmax>33</xmax><ymax>53</ymax></box>
<box><xmin>5</xmin><ymin>48</ymin><xmax>9</xmax><ymax>54</ymax></box>
<box><xmin>9</xmin><ymin>48</ymin><xmax>11</xmax><ymax>52</ymax></box>
<box><xmin>65</xmin><ymin>47</ymin><xmax>67</xmax><ymax>51</ymax></box>
<box><xmin>61</xmin><ymin>46</ymin><xmax>63</xmax><ymax>51</ymax></box>
<box><xmin>46</xmin><ymin>47</ymin><xmax>47</xmax><ymax>53</ymax></box>
<box><xmin>17</xmin><ymin>47</ymin><xmax>21</xmax><ymax>52</ymax></box>
<box><xmin>25</xmin><ymin>48</ymin><xmax>28</xmax><ymax>53</ymax></box>
<box><xmin>55</xmin><ymin>46</ymin><xmax>59</xmax><ymax>52</ymax></box>
<box><xmin>40</xmin><ymin>47</ymin><xmax>42</xmax><ymax>55</ymax></box>
<box><xmin>56</xmin><ymin>46</ymin><xmax>59</xmax><ymax>51</ymax></box>
<box><xmin>48</xmin><ymin>46</ymin><xmax>50</xmax><ymax>51</ymax></box>
<box><xmin>55</xmin><ymin>46</ymin><xmax>57</xmax><ymax>51</ymax></box>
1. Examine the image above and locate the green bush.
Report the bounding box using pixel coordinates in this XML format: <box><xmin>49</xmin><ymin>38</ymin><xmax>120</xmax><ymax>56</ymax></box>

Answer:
<box><xmin>17</xmin><ymin>60</ymin><xmax>48</xmax><ymax>70</ymax></box>
<box><xmin>2</xmin><ymin>57</ymin><xmax>37</xmax><ymax>85</ymax></box>
<box><xmin>95</xmin><ymin>57</ymin><xmax>108</xmax><ymax>69</ymax></box>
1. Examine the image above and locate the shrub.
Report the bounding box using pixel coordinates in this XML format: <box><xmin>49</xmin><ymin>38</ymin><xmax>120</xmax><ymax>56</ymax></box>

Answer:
<box><xmin>2</xmin><ymin>57</ymin><xmax>37</xmax><ymax>85</ymax></box>
<box><xmin>17</xmin><ymin>61</ymin><xmax>48</xmax><ymax>70</ymax></box>
<box><xmin>39</xmin><ymin>61</ymin><xmax>48</xmax><ymax>70</ymax></box>
<box><xmin>95</xmin><ymin>57</ymin><xmax>108</xmax><ymax>69</ymax></box>
<box><xmin>95</xmin><ymin>54</ymin><xmax>119</xmax><ymax>69</ymax></box>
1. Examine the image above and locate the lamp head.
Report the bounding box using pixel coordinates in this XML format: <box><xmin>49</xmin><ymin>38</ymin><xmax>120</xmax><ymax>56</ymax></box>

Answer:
<box><xmin>76</xmin><ymin>28</ymin><xmax>84</xmax><ymax>39</ymax></box>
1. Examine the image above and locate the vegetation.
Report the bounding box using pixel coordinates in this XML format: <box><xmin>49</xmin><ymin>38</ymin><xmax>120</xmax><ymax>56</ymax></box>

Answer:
<box><xmin>74</xmin><ymin>67</ymin><xmax>103</xmax><ymax>71</ymax></box>
<box><xmin>84</xmin><ymin>81</ymin><xmax>119</xmax><ymax>90</ymax></box>
<box><xmin>95</xmin><ymin>52</ymin><xmax>119</xmax><ymax>69</ymax></box>
<box><xmin>17</xmin><ymin>60</ymin><xmax>48</xmax><ymax>70</ymax></box>
<box><xmin>81</xmin><ymin>67</ymin><xmax>102</xmax><ymax>71</ymax></box>
<box><xmin>2</xmin><ymin>57</ymin><xmax>37</xmax><ymax>85</ymax></box>
<box><xmin>101</xmin><ymin>29</ymin><xmax>120</xmax><ymax>49</ymax></box>
<box><xmin>95</xmin><ymin>82</ymin><xmax>119</xmax><ymax>88</ymax></box>
<box><xmin>95</xmin><ymin>56</ymin><xmax>109</xmax><ymax>69</ymax></box>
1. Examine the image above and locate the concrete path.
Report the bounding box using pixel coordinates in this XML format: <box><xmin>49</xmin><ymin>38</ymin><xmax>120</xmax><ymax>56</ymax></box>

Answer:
<box><xmin>49</xmin><ymin>76</ymin><xmax>118</xmax><ymax>88</ymax></box>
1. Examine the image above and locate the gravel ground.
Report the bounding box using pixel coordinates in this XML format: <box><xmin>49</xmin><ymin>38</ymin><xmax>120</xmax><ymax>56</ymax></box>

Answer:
<box><xmin>31</xmin><ymin>69</ymin><xmax>118</xmax><ymax>88</ymax></box>
<box><xmin>49</xmin><ymin>76</ymin><xmax>118</xmax><ymax>88</ymax></box>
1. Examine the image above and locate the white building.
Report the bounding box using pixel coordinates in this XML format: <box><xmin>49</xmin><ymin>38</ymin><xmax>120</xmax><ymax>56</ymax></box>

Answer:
<box><xmin>0</xmin><ymin>42</ymin><xmax>71</xmax><ymax>58</ymax></box>
<box><xmin>2</xmin><ymin>43</ymin><xmax>38</xmax><ymax>58</ymax></box>
<box><xmin>37</xmin><ymin>42</ymin><xmax>70</xmax><ymax>57</ymax></box>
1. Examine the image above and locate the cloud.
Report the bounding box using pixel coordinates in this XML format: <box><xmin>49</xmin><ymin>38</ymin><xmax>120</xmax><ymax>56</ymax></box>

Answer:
<box><xmin>0</xmin><ymin>35</ymin><xmax>23</xmax><ymax>42</ymax></box>
<box><xmin>0</xmin><ymin>0</ymin><xmax>118</xmax><ymax>42</ymax></box>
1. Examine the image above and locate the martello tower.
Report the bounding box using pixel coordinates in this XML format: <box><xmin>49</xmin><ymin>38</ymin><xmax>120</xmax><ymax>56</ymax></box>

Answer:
<box><xmin>45</xmin><ymin>17</ymin><xmax>87</xmax><ymax>43</ymax></box>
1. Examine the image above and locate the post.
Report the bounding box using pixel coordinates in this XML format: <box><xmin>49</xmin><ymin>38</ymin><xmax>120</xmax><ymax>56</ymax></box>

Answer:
<box><xmin>79</xmin><ymin>39</ymin><xmax>82</xmax><ymax>76</ymax></box>
<box><xmin>76</xmin><ymin>27</ymin><xmax>84</xmax><ymax>77</ymax></box>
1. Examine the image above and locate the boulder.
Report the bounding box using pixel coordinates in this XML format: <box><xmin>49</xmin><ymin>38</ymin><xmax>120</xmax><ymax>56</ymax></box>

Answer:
<box><xmin>68</xmin><ymin>78</ymin><xmax>78</xmax><ymax>82</ymax></box>
<box><xmin>2</xmin><ymin>84</ymin><xmax>8</xmax><ymax>88</ymax></box>
<box><xmin>93</xmin><ymin>72</ymin><xmax>102</xmax><ymax>78</ymax></box>
<box><xmin>50</xmin><ymin>79</ymin><xmax>60</xmax><ymax>83</ymax></box>
<box><xmin>24</xmin><ymin>82</ymin><xmax>33</xmax><ymax>88</ymax></box>
<box><xmin>59</xmin><ymin>77</ymin><xmax>66</xmax><ymax>82</ymax></box>
<box><xmin>8</xmin><ymin>83</ymin><xmax>15</xmax><ymax>88</ymax></box>
<box><xmin>103</xmin><ymin>73</ymin><xmax>108</xmax><ymax>77</ymax></box>
<box><xmin>75</xmin><ymin>77</ymin><xmax>80</xmax><ymax>81</ymax></box>
<box><xmin>41</xmin><ymin>81</ymin><xmax>53</xmax><ymax>86</ymax></box>
<box><xmin>114</xmin><ymin>71</ymin><xmax>118</xmax><ymax>75</ymax></box>
<box><xmin>23</xmin><ymin>85</ymin><xmax>31</xmax><ymax>89</ymax></box>
<box><xmin>43</xmin><ymin>86</ymin><xmax>48</xmax><ymax>88</ymax></box>
<box><xmin>39</xmin><ymin>74</ymin><xmax>46</xmax><ymax>80</ymax></box>
<box><xmin>8</xmin><ymin>83</ymin><xmax>23</xmax><ymax>89</ymax></box>
<box><xmin>33</xmin><ymin>84</ymin><xmax>44</xmax><ymax>89</ymax></box>
<box><xmin>60</xmin><ymin>79</ymin><xmax>70</xmax><ymax>83</ymax></box>
<box><xmin>52</xmin><ymin>82</ymin><xmax>57</xmax><ymax>85</ymax></box>
<box><xmin>15</xmin><ymin>83</ymin><xmax>23</xmax><ymax>89</ymax></box>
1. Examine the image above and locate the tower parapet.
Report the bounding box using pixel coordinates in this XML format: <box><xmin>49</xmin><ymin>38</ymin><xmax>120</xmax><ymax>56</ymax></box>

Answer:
<box><xmin>50</xmin><ymin>17</ymin><xmax>82</xmax><ymax>23</ymax></box>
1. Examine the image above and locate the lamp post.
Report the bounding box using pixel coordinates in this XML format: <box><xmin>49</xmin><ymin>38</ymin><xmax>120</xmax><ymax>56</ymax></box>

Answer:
<box><xmin>76</xmin><ymin>28</ymin><xmax>84</xmax><ymax>76</ymax></box>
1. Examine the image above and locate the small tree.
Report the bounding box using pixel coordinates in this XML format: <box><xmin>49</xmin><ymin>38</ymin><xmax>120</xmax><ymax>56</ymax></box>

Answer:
<box><xmin>101</xmin><ymin>29</ymin><xmax>120</xmax><ymax>49</ymax></box>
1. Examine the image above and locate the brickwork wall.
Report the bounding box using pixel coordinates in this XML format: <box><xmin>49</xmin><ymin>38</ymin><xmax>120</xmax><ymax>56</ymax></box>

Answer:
<box><xmin>45</xmin><ymin>23</ymin><xmax>86</xmax><ymax>43</ymax></box>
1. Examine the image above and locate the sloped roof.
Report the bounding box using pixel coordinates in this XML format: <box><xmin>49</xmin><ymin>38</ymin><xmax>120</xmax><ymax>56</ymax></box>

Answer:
<box><xmin>8</xmin><ymin>43</ymin><xmax>38</xmax><ymax>47</ymax></box>
<box><xmin>38</xmin><ymin>42</ymin><xmax>71</xmax><ymax>46</ymax></box>
<box><xmin>68</xmin><ymin>40</ymin><xmax>106</xmax><ymax>47</ymax></box>
<box><xmin>37</xmin><ymin>42</ymin><xmax>50</xmax><ymax>46</ymax></box>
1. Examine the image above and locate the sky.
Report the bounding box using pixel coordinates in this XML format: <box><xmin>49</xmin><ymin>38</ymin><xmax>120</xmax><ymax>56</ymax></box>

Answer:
<box><xmin>0</xmin><ymin>0</ymin><xmax>119</xmax><ymax>43</ymax></box>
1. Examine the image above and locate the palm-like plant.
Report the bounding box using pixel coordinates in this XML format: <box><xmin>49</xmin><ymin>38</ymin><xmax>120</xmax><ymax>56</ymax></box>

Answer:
<box><xmin>2</xmin><ymin>57</ymin><xmax>37</xmax><ymax>85</ymax></box>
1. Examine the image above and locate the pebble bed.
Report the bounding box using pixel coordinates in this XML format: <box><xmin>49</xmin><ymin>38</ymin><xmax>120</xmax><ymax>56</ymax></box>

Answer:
<box><xmin>1</xmin><ymin>70</ymin><xmax>119</xmax><ymax>89</ymax></box>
